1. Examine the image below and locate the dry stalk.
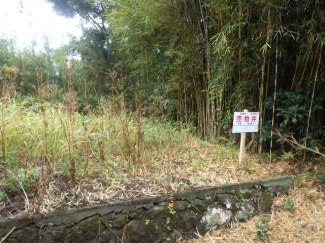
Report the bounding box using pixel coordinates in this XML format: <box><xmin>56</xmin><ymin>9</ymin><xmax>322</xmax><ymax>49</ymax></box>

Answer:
<box><xmin>65</xmin><ymin>63</ymin><xmax>79</xmax><ymax>187</ymax></box>
<box><xmin>269</xmin><ymin>36</ymin><xmax>278</xmax><ymax>163</ymax></box>
<box><xmin>303</xmin><ymin>42</ymin><xmax>323</xmax><ymax>162</ymax></box>
<box><xmin>99</xmin><ymin>97</ymin><xmax>107</xmax><ymax>164</ymax></box>
<box><xmin>135</xmin><ymin>98</ymin><xmax>145</xmax><ymax>166</ymax></box>
<box><xmin>119</xmin><ymin>94</ymin><xmax>134</xmax><ymax>168</ymax></box>
<box><xmin>33</xmin><ymin>67</ymin><xmax>52</xmax><ymax>180</ymax></box>
<box><xmin>82</xmin><ymin>120</ymin><xmax>90</xmax><ymax>177</ymax></box>
<box><xmin>0</xmin><ymin>101</ymin><xmax>6</xmax><ymax>175</ymax></box>
<box><xmin>0</xmin><ymin>227</ymin><xmax>16</xmax><ymax>243</ymax></box>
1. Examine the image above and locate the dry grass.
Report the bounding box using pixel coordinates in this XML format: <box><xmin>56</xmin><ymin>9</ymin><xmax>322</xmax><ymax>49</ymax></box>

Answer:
<box><xmin>187</xmin><ymin>175</ymin><xmax>325</xmax><ymax>243</ymax></box>
<box><xmin>34</xmin><ymin>138</ymin><xmax>291</xmax><ymax>216</ymax></box>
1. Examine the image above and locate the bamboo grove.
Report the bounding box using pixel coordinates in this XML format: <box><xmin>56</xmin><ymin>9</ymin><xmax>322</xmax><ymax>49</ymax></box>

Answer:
<box><xmin>1</xmin><ymin>0</ymin><xmax>325</xmax><ymax>155</ymax></box>
<box><xmin>107</xmin><ymin>0</ymin><xmax>325</xmax><ymax>154</ymax></box>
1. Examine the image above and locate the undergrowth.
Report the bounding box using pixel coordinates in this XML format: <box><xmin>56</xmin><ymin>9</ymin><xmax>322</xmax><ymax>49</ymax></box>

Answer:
<box><xmin>0</xmin><ymin>97</ymin><xmax>197</xmax><ymax>216</ymax></box>
<box><xmin>0</xmin><ymin>97</ymin><xmax>302</xmax><ymax>218</ymax></box>
<box><xmin>0</xmin><ymin>97</ymin><xmax>190</xmax><ymax>174</ymax></box>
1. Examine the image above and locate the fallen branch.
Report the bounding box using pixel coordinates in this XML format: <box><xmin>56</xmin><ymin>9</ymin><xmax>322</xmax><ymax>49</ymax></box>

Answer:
<box><xmin>274</xmin><ymin>130</ymin><xmax>325</xmax><ymax>157</ymax></box>
<box><xmin>0</xmin><ymin>226</ymin><xmax>16</xmax><ymax>243</ymax></box>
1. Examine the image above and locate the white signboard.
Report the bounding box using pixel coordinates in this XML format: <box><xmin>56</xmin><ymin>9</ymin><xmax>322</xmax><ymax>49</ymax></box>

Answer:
<box><xmin>232</xmin><ymin>112</ymin><xmax>259</xmax><ymax>133</ymax></box>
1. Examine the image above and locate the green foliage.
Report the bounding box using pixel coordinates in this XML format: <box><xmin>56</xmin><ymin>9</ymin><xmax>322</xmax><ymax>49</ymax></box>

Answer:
<box><xmin>183</xmin><ymin>183</ymin><xmax>190</xmax><ymax>190</ymax></box>
<box><xmin>239</xmin><ymin>188</ymin><xmax>249</xmax><ymax>195</ymax></box>
<box><xmin>242</xmin><ymin>199</ymin><xmax>250</xmax><ymax>207</ymax></box>
<box><xmin>284</xmin><ymin>198</ymin><xmax>295</xmax><ymax>212</ymax></box>
<box><xmin>266</xmin><ymin>90</ymin><xmax>308</xmax><ymax>128</ymax></box>
<box><xmin>261</xmin><ymin>153</ymin><xmax>271</xmax><ymax>160</ymax></box>
<box><xmin>0</xmin><ymin>192</ymin><xmax>5</xmax><ymax>202</ymax></box>
<box><xmin>227</xmin><ymin>140</ymin><xmax>237</xmax><ymax>153</ymax></box>
<box><xmin>46</xmin><ymin>0</ymin><xmax>108</xmax><ymax>21</ymax></box>
<box><xmin>0</xmin><ymin>100</ymin><xmax>191</xmax><ymax>192</ymax></box>
<box><xmin>165</xmin><ymin>217</ymin><xmax>172</xmax><ymax>231</ymax></box>
<box><xmin>281</xmin><ymin>151</ymin><xmax>295</xmax><ymax>161</ymax></box>
<box><xmin>317</xmin><ymin>173</ymin><xmax>325</xmax><ymax>183</ymax></box>
<box><xmin>2</xmin><ymin>0</ymin><xmax>325</xmax><ymax>155</ymax></box>
<box><xmin>265</xmin><ymin>89</ymin><xmax>325</xmax><ymax>152</ymax></box>
<box><xmin>196</xmin><ymin>159</ymin><xmax>204</xmax><ymax>167</ymax></box>
<box><xmin>316</xmin><ymin>165</ymin><xmax>325</xmax><ymax>183</ymax></box>
<box><xmin>108</xmin><ymin>0</ymin><xmax>325</xmax><ymax>147</ymax></box>
<box><xmin>166</xmin><ymin>217</ymin><xmax>171</xmax><ymax>225</ymax></box>
<box><xmin>256</xmin><ymin>217</ymin><xmax>271</xmax><ymax>242</ymax></box>
<box><xmin>169</xmin><ymin>208</ymin><xmax>176</xmax><ymax>215</ymax></box>
<box><xmin>306</xmin><ymin>172</ymin><xmax>315</xmax><ymax>181</ymax></box>
<box><xmin>294</xmin><ymin>174</ymin><xmax>303</xmax><ymax>187</ymax></box>
<box><xmin>1</xmin><ymin>168</ymin><xmax>39</xmax><ymax>193</ymax></box>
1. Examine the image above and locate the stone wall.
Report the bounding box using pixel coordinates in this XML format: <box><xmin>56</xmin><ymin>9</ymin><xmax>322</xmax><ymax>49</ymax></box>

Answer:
<box><xmin>0</xmin><ymin>176</ymin><xmax>293</xmax><ymax>243</ymax></box>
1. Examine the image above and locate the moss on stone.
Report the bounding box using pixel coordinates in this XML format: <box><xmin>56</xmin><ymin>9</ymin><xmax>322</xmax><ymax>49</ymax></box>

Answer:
<box><xmin>192</xmin><ymin>198</ymin><xmax>207</xmax><ymax>213</ymax></box>
<box><xmin>145</xmin><ymin>205</ymin><xmax>169</xmax><ymax>219</ymax></box>
<box><xmin>7</xmin><ymin>239</ymin><xmax>19</xmax><ymax>243</ymax></box>
<box><xmin>235</xmin><ymin>188</ymin><xmax>255</xmax><ymax>199</ymax></box>
<box><xmin>259</xmin><ymin>191</ymin><xmax>274</xmax><ymax>212</ymax></box>
<box><xmin>66</xmin><ymin>217</ymin><xmax>101</xmax><ymax>243</ymax></box>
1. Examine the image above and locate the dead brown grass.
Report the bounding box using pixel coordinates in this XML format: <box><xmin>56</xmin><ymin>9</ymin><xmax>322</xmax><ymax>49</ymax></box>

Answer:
<box><xmin>35</xmin><ymin>139</ymin><xmax>291</xmax><ymax>216</ymax></box>
<box><xmin>187</xmin><ymin>175</ymin><xmax>325</xmax><ymax>243</ymax></box>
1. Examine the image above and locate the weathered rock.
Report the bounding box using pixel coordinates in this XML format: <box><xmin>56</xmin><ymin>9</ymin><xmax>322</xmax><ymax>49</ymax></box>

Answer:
<box><xmin>111</xmin><ymin>214</ymin><xmax>128</xmax><ymax>229</ymax></box>
<box><xmin>10</xmin><ymin>227</ymin><xmax>40</xmax><ymax>243</ymax></box>
<box><xmin>46</xmin><ymin>224</ymin><xmax>70</xmax><ymax>241</ymax></box>
<box><xmin>235</xmin><ymin>202</ymin><xmax>257</xmax><ymax>222</ymax></box>
<box><xmin>124</xmin><ymin>218</ymin><xmax>167</xmax><ymax>243</ymax></box>
<box><xmin>170</xmin><ymin>210</ymin><xmax>202</xmax><ymax>237</ymax></box>
<box><xmin>262</xmin><ymin>176</ymin><xmax>293</xmax><ymax>194</ymax></box>
<box><xmin>192</xmin><ymin>198</ymin><xmax>207</xmax><ymax>213</ymax></box>
<box><xmin>144</xmin><ymin>205</ymin><xmax>169</xmax><ymax>219</ymax></box>
<box><xmin>128</xmin><ymin>208</ymin><xmax>144</xmax><ymax>219</ymax></box>
<box><xmin>236</xmin><ymin>189</ymin><xmax>256</xmax><ymax>200</ymax></box>
<box><xmin>204</xmin><ymin>195</ymin><xmax>215</xmax><ymax>204</ymax></box>
<box><xmin>64</xmin><ymin>217</ymin><xmax>101</xmax><ymax>243</ymax></box>
<box><xmin>173</xmin><ymin>201</ymin><xmax>191</xmax><ymax>211</ymax></box>
<box><xmin>216</xmin><ymin>195</ymin><xmax>236</xmax><ymax>209</ymax></box>
<box><xmin>258</xmin><ymin>191</ymin><xmax>274</xmax><ymax>212</ymax></box>
<box><xmin>201</xmin><ymin>207</ymin><xmax>232</xmax><ymax>230</ymax></box>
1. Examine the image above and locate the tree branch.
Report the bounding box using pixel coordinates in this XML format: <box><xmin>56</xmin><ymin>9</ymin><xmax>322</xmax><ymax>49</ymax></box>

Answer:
<box><xmin>274</xmin><ymin>130</ymin><xmax>325</xmax><ymax>157</ymax></box>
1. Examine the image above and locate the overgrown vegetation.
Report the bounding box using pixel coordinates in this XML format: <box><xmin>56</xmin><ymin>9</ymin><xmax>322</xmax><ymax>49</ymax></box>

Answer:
<box><xmin>0</xmin><ymin>1</ymin><xmax>324</xmax><ymax>235</ymax></box>
<box><xmin>0</xmin><ymin>94</ymin><xmax>303</xmax><ymax>218</ymax></box>
<box><xmin>256</xmin><ymin>217</ymin><xmax>271</xmax><ymax>242</ymax></box>
<box><xmin>2</xmin><ymin>0</ymin><xmax>325</xmax><ymax>157</ymax></box>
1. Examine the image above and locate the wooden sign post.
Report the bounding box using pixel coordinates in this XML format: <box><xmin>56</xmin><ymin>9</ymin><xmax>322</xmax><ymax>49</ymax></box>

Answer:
<box><xmin>232</xmin><ymin>110</ymin><xmax>259</xmax><ymax>164</ymax></box>
<box><xmin>239</xmin><ymin>109</ymin><xmax>248</xmax><ymax>164</ymax></box>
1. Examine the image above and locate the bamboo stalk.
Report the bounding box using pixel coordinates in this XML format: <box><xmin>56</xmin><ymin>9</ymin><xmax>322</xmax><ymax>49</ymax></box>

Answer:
<box><xmin>270</xmin><ymin>37</ymin><xmax>278</xmax><ymax>163</ymax></box>
<box><xmin>258</xmin><ymin>8</ymin><xmax>271</xmax><ymax>155</ymax></box>
<box><xmin>303</xmin><ymin>42</ymin><xmax>322</xmax><ymax>162</ymax></box>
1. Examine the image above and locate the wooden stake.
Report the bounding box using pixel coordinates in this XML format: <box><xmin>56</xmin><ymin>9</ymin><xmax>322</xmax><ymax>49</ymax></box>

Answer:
<box><xmin>239</xmin><ymin>109</ymin><xmax>248</xmax><ymax>164</ymax></box>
